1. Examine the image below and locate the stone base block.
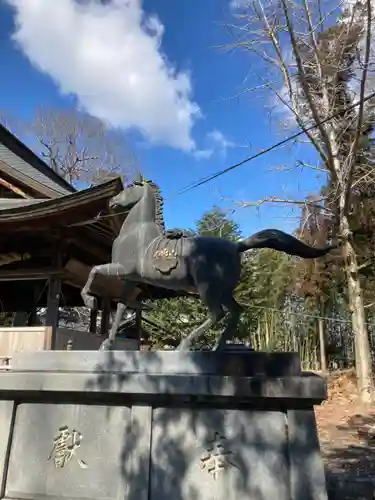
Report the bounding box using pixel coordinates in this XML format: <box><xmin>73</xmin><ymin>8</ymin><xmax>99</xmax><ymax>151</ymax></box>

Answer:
<box><xmin>0</xmin><ymin>350</ymin><xmax>328</xmax><ymax>500</ymax></box>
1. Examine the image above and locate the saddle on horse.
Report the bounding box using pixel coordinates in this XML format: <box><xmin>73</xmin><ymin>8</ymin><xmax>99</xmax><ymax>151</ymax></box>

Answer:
<box><xmin>151</xmin><ymin>228</ymin><xmax>193</xmax><ymax>274</ymax></box>
<box><xmin>164</xmin><ymin>228</ymin><xmax>195</xmax><ymax>239</ymax></box>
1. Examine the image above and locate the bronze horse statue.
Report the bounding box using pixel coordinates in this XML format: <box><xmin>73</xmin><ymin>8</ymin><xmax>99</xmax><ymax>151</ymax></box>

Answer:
<box><xmin>81</xmin><ymin>175</ymin><xmax>335</xmax><ymax>351</ymax></box>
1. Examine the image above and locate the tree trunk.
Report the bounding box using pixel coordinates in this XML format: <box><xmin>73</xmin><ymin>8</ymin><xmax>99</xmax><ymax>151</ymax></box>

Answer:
<box><xmin>318</xmin><ymin>317</ymin><xmax>327</xmax><ymax>372</ymax></box>
<box><xmin>290</xmin><ymin>313</ymin><xmax>298</xmax><ymax>352</ymax></box>
<box><xmin>264</xmin><ymin>312</ymin><xmax>270</xmax><ymax>349</ymax></box>
<box><xmin>342</xmin><ymin>234</ymin><xmax>373</xmax><ymax>402</ymax></box>
<box><xmin>256</xmin><ymin>320</ymin><xmax>261</xmax><ymax>350</ymax></box>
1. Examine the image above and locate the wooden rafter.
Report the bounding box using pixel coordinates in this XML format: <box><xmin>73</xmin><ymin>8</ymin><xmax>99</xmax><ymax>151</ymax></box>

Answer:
<box><xmin>0</xmin><ymin>267</ymin><xmax>63</xmax><ymax>281</ymax></box>
<box><xmin>0</xmin><ymin>252</ymin><xmax>31</xmax><ymax>267</ymax></box>
<box><xmin>0</xmin><ymin>176</ymin><xmax>30</xmax><ymax>198</ymax></box>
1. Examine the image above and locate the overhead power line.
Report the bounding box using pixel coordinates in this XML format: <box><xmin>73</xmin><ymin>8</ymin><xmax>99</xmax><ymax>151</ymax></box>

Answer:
<box><xmin>171</xmin><ymin>90</ymin><xmax>375</xmax><ymax>197</ymax></box>
<box><xmin>68</xmin><ymin>90</ymin><xmax>375</xmax><ymax>227</ymax></box>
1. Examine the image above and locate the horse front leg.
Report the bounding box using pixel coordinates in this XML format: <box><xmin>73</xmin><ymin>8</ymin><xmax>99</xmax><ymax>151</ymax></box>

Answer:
<box><xmin>100</xmin><ymin>302</ymin><xmax>126</xmax><ymax>351</ymax></box>
<box><xmin>81</xmin><ymin>263</ymin><xmax>126</xmax><ymax>310</ymax></box>
<box><xmin>99</xmin><ymin>280</ymin><xmax>140</xmax><ymax>351</ymax></box>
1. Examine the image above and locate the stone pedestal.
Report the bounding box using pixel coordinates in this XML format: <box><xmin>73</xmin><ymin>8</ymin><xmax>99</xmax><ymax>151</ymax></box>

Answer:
<box><xmin>0</xmin><ymin>351</ymin><xmax>328</xmax><ymax>500</ymax></box>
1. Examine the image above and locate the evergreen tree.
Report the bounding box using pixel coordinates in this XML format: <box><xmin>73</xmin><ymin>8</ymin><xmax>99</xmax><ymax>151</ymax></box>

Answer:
<box><xmin>196</xmin><ymin>205</ymin><xmax>242</xmax><ymax>240</ymax></box>
<box><xmin>236</xmin><ymin>247</ymin><xmax>293</xmax><ymax>349</ymax></box>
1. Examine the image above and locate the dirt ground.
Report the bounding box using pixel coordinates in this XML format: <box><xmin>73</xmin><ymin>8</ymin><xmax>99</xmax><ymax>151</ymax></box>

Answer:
<box><xmin>315</xmin><ymin>369</ymin><xmax>375</xmax><ymax>499</ymax></box>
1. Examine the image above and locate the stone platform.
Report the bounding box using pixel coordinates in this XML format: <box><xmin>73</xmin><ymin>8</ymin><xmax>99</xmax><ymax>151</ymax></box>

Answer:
<box><xmin>0</xmin><ymin>350</ymin><xmax>328</xmax><ymax>500</ymax></box>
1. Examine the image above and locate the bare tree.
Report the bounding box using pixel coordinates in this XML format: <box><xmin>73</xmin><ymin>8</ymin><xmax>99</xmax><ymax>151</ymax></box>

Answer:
<box><xmin>34</xmin><ymin>106</ymin><xmax>141</xmax><ymax>185</ymax></box>
<box><xmin>3</xmin><ymin>106</ymin><xmax>139</xmax><ymax>186</ymax></box>
<box><xmin>229</xmin><ymin>0</ymin><xmax>375</xmax><ymax>400</ymax></box>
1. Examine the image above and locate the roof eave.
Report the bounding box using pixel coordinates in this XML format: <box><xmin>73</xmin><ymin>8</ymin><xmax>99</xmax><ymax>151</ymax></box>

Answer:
<box><xmin>0</xmin><ymin>177</ymin><xmax>123</xmax><ymax>228</ymax></box>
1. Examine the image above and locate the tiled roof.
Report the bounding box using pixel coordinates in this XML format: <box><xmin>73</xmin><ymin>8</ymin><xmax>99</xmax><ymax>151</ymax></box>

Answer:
<box><xmin>0</xmin><ymin>124</ymin><xmax>75</xmax><ymax>198</ymax></box>
<box><xmin>0</xmin><ymin>198</ymin><xmax>43</xmax><ymax>210</ymax></box>
<box><xmin>0</xmin><ymin>178</ymin><xmax>122</xmax><ymax>225</ymax></box>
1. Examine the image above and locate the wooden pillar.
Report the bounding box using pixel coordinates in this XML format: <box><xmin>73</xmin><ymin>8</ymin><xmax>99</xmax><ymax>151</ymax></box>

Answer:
<box><xmin>27</xmin><ymin>281</ymin><xmax>42</xmax><ymax>326</ymax></box>
<box><xmin>46</xmin><ymin>276</ymin><xmax>61</xmax><ymax>350</ymax></box>
<box><xmin>100</xmin><ymin>299</ymin><xmax>111</xmax><ymax>336</ymax></box>
<box><xmin>89</xmin><ymin>309</ymin><xmax>98</xmax><ymax>334</ymax></box>
<box><xmin>45</xmin><ymin>242</ymin><xmax>62</xmax><ymax>350</ymax></box>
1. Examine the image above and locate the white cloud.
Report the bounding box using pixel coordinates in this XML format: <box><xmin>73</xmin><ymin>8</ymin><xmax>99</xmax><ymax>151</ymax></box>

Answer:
<box><xmin>229</xmin><ymin>0</ymin><xmax>249</xmax><ymax>10</ymax></box>
<box><xmin>193</xmin><ymin>148</ymin><xmax>214</xmax><ymax>160</ymax></box>
<box><xmin>6</xmin><ymin>0</ymin><xmax>201</xmax><ymax>150</ymax></box>
<box><xmin>208</xmin><ymin>129</ymin><xmax>235</xmax><ymax>154</ymax></box>
<box><xmin>194</xmin><ymin>129</ymin><xmax>235</xmax><ymax>160</ymax></box>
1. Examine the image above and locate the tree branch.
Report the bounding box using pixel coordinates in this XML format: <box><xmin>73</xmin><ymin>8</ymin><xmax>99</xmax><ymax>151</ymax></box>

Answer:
<box><xmin>344</xmin><ymin>0</ymin><xmax>372</xmax><ymax>211</ymax></box>
<box><xmin>280</xmin><ymin>0</ymin><xmax>336</xmax><ymax>170</ymax></box>
<box><xmin>236</xmin><ymin>196</ymin><xmax>332</xmax><ymax>213</ymax></box>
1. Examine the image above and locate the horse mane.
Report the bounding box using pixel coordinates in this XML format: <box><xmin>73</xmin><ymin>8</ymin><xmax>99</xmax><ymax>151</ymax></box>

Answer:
<box><xmin>144</xmin><ymin>179</ymin><xmax>166</xmax><ymax>232</ymax></box>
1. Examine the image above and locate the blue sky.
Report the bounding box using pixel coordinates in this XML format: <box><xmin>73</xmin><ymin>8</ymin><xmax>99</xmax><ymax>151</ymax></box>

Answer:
<box><xmin>0</xmin><ymin>0</ymin><xmax>324</xmax><ymax>235</ymax></box>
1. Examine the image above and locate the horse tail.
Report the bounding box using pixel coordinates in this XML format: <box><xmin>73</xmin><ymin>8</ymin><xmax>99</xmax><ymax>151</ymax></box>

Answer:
<box><xmin>237</xmin><ymin>229</ymin><xmax>336</xmax><ymax>258</ymax></box>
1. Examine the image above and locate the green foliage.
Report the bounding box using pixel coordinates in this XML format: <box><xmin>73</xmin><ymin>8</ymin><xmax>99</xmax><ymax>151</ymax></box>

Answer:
<box><xmin>144</xmin><ymin>297</ymin><xmax>223</xmax><ymax>349</ymax></box>
<box><xmin>235</xmin><ymin>249</ymin><xmax>294</xmax><ymax>350</ymax></box>
<box><xmin>237</xmin><ymin>249</ymin><xmax>293</xmax><ymax>309</ymax></box>
<box><xmin>196</xmin><ymin>205</ymin><xmax>241</xmax><ymax>240</ymax></box>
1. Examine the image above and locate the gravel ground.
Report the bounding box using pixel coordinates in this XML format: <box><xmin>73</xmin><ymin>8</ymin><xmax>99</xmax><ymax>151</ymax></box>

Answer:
<box><xmin>315</xmin><ymin>370</ymin><xmax>375</xmax><ymax>499</ymax></box>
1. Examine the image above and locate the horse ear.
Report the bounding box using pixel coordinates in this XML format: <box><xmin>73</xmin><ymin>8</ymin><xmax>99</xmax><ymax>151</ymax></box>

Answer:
<box><xmin>133</xmin><ymin>173</ymin><xmax>143</xmax><ymax>185</ymax></box>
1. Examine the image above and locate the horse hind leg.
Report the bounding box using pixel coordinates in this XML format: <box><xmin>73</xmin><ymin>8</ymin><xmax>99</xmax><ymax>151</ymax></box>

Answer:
<box><xmin>213</xmin><ymin>294</ymin><xmax>244</xmax><ymax>351</ymax></box>
<box><xmin>176</xmin><ymin>285</ymin><xmax>226</xmax><ymax>352</ymax></box>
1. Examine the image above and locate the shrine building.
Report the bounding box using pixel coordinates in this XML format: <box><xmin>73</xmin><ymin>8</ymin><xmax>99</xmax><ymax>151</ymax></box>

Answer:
<box><xmin>0</xmin><ymin>123</ymin><xmax>127</xmax><ymax>349</ymax></box>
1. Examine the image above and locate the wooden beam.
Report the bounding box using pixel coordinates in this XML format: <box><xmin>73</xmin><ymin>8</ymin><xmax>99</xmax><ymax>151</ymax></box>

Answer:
<box><xmin>0</xmin><ymin>252</ymin><xmax>31</xmax><ymax>267</ymax></box>
<box><xmin>0</xmin><ymin>176</ymin><xmax>30</xmax><ymax>198</ymax></box>
<box><xmin>70</xmin><ymin>234</ymin><xmax>110</xmax><ymax>262</ymax></box>
<box><xmin>0</xmin><ymin>268</ymin><xmax>63</xmax><ymax>281</ymax></box>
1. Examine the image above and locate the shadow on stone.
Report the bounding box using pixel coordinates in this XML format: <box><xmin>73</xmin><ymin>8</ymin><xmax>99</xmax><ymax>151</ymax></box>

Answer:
<box><xmin>0</xmin><ymin>350</ymin><xmax>328</xmax><ymax>500</ymax></box>
<box><xmin>323</xmin><ymin>412</ymin><xmax>375</xmax><ymax>499</ymax></box>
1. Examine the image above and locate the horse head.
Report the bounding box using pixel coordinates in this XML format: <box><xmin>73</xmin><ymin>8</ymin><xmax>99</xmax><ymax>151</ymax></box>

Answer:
<box><xmin>109</xmin><ymin>174</ymin><xmax>149</xmax><ymax>211</ymax></box>
<box><xmin>109</xmin><ymin>174</ymin><xmax>164</xmax><ymax>230</ymax></box>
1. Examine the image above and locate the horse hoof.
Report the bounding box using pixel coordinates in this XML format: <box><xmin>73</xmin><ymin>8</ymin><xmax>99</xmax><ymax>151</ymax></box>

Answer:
<box><xmin>212</xmin><ymin>341</ymin><xmax>225</xmax><ymax>352</ymax></box>
<box><xmin>99</xmin><ymin>339</ymin><xmax>113</xmax><ymax>351</ymax></box>
<box><xmin>175</xmin><ymin>343</ymin><xmax>190</xmax><ymax>352</ymax></box>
